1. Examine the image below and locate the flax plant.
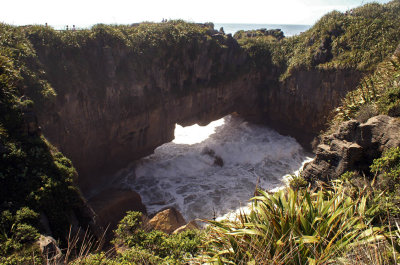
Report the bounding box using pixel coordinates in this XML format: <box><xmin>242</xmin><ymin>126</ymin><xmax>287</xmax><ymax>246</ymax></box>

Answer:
<box><xmin>205</xmin><ymin>182</ymin><xmax>378</xmax><ymax>265</ymax></box>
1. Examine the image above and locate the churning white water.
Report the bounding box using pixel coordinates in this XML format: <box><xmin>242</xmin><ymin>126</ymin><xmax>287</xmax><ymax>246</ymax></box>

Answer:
<box><xmin>119</xmin><ymin>115</ymin><xmax>311</xmax><ymax>221</ymax></box>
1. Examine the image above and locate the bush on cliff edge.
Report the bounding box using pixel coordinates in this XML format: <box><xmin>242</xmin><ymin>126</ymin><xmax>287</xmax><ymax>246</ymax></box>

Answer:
<box><xmin>0</xmin><ymin>23</ymin><xmax>89</xmax><ymax>262</ymax></box>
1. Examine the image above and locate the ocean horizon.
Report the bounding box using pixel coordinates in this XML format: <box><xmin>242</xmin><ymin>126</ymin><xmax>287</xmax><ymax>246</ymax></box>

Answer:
<box><xmin>214</xmin><ymin>23</ymin><xmax>311</xmax><ymax>37</ymax></box>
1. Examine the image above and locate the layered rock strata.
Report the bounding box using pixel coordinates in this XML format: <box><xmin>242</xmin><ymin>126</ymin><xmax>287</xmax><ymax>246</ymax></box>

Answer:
<box><xmin>302</xmin><ymin>115</ymin><xmax>400</xmax><ymax>182</ymax></box>
<box><xmin>257</xmin><ymin>69</ymin><xmax>363</xmax><ymax>147</ymax></box>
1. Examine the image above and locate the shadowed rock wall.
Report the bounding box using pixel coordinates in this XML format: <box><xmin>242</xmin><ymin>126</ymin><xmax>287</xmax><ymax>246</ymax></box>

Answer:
<box><xmin>257</xmin><ymin>68</ymin><xmax>363</xmax><ymax>146</ymax></box>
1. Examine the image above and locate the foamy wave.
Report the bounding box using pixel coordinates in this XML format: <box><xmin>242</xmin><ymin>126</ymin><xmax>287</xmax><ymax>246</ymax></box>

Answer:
<box><xmin>120</xmin><ymin>115</ymin><xmax>311</xmax><ymax>222</ymax></box>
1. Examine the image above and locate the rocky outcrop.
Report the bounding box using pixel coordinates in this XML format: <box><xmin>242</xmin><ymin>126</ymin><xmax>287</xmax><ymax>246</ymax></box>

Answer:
<box><xmin>147</xmin><ymin>207</ymin><xmax>187</xmax><ymax>234</ymax></box>
<box><xmin>302</xmin><ymin>115</ymin><xmax>400</xmax><ymax>182</ymax></box>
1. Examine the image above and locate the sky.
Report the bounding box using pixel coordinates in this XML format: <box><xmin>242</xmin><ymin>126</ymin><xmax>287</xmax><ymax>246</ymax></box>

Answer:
<box><xmin>0</xmin><ymin>0</ymin><xmax>393</xmax><ymax>27</ymax></box>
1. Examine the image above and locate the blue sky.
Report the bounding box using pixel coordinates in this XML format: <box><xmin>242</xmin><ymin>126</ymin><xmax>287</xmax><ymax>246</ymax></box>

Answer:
<box><xmin>0</xmin><ymin>0</ymin><xmax>393</xmax><ymax>27</ymax></box>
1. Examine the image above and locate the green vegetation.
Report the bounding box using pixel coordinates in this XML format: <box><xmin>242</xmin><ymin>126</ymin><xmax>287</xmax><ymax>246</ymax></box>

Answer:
<box><xmin>369</xmin><ymin>147</ymin><xmax>400</xmax><ymax>219</ymax></box>
<box><xmin>24</xmin><ymin>20</ymin><xmax>244</xmax><ymax>100</ymax></box>
<box><xmin>234</xmin><ymin>28</ymin><xmax>285</xmax><ymax>41</ymax></box>
<box><xmin>112</xmin><ymin>211</ymin><xmax>203</xmax><ymax>264</ymax></box>
<box><xmin>236</xmin><ymin>1</ymin><xmax>400</xmax><ymax>80</ymax></box>
<box><xmin>204</xmin><ymin>184</ymin><xmax>379</xmax><ymax>264</ymax></box>
<box><xmin>327</xmin><ymin>43</ymin><xmax>400</xmax><ymax>135</ymax></box>
<box><xmin>0</xmin><ymin>22</ymin><xmax>88</xmax><ymax>262</ymax></box>
<box><xmin>202</xmin><ymin>144</ymin><xmax>400</xmax><ymax>264</ymax></box>
<box><xmin>0</xmin><ymin>208</ymin><xmax>43</xmax><ymax>265</ymax></box>
<box><xmin>68</xmin><ymin>211</ymin><xmax>204</xmax><ymax>265</ymax></box>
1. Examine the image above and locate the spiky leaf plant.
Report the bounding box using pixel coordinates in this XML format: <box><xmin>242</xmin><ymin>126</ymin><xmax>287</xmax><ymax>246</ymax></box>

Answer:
<box><xmin>205</xmin><ymin>182</ymin><xmax>378</xmax><ymax>265</ymax></box>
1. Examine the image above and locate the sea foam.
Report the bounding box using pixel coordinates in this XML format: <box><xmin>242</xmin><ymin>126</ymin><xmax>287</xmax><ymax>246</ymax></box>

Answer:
<box><xmin>120</xmin><ymin>115</ymin><xmax>311</xmax><ymax>221</ymax></box>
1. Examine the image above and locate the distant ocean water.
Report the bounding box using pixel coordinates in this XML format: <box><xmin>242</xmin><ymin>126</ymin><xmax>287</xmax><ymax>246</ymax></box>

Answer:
<box><xmin>214</xmin><ymin>23</ymin><xmax>311</xmax><ymax>37</ymax></box>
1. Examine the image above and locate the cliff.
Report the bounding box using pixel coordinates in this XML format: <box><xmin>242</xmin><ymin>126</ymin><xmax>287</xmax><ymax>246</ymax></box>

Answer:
<box><xmin>25</xmin><ymin>11</ymin><xmax>400</xmax><ymax>191</ymax></box>
<box><xmin>256</xmin><ymin>68</ymin><xmax>363</xmax><ymax>146</ymax></box>
<box><xmin>26</xmin><ymin>22</ymin><xmax>257</xmax><ymax>191</ymax></box>
<box><xmin>0</xmin><ymin>23</ymin><xmax>102</xmax><ymax>258</ymax></box>
<box><xmin>240</xmin><ymin>0</ymin><xmax>400</xmax><ymax>146</ymax></box>
<box><xmin>301</xmin><ymin>43</ymin><xmax>400</xmax><ymax>183</ymax></box>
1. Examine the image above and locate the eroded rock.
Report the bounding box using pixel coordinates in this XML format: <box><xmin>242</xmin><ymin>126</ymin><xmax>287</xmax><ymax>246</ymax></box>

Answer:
<box><xmin>302</xmin><ymin>115</ymin><xmax>400</xmax><ymax>182</ymax></box>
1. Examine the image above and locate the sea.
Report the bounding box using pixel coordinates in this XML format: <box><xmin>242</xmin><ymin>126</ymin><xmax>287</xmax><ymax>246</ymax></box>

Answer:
<box><xmin>214</xmin><ymin>23</ymin><xmax>311</xmax><ymax>37</ymax></box>
<box><xmin>115</xmin><ymin>115</ymin><xmax>312</xmax><ymax>222</ymax></box>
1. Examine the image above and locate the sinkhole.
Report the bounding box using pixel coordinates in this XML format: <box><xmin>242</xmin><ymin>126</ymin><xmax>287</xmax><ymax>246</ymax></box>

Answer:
<box><xmin>118</xmin><ymin>114</ymin><xmax>312</xmax><ymax>222</ymax></box>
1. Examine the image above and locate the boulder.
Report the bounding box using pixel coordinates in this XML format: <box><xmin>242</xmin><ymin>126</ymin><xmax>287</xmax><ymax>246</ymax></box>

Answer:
<box><xmin>213</xmin><ymin>156</ymin><xmax>224</xmax><ymax>167</ymax></box>
<box><xmin>89</xmin><ymin>188</ymin><xmax>146</xmax><ymax>231</ymax></box>
<box><xmin>147</xmin><ymin>207</ymin><xmax>186</xmax><ymax>234</ymax></box>
<box><xmin>173</xmin><ymin>220</ymin><xmax>200</xmax><ymax>234</ymax></box>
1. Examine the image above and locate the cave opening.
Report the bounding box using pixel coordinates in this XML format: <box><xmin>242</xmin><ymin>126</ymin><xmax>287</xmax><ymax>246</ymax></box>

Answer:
<box><xmin>173</xmin><ymin>117</ymin><xmax>225</xmax><ymax>145</ymax></box>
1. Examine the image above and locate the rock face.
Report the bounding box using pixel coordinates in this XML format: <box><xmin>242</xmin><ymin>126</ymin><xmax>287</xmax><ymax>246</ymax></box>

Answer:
<box><xmin>302</xmin><ymin>115</ymin><xmax>400</xmax><ymax>181</ymax></box>
<box><xmin>257</xmin><ymin>68</ymin><xmax>363</xmax><ymax>147</ymax></box>
<box><xmin>147</xmin><ymin>208</ymin><xmax>187</xmax><ymax>234</ymax></box>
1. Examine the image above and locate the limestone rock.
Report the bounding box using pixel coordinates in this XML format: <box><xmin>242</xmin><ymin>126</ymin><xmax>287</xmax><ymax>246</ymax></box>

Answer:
<box><xmin>31</xmin><ymin>30</ymin><xmax>254</xmax><ymax>193</ymax></box>
<box><xmin>89</xmin><ymin>189</ymin><xmax>146</xmax><ymax>231</ymax></box>
<box><xmin>302</xmin><ymin>115</ymin><xmax>400</xmax><ymax>182</ymax></box>
<box><xmin>259</xmin><ymin>68</ymin><xmax>363</xmax><ymax>149</ymax></box>
<box><xmin>37</xmin><ymin>235</ymin><xmax>61</xmax><ymax>262</ymax></box>
<box><xmin>148</xmin><ymin>207</ymin><xmax>186</xmax><ymax>234</ymax></box>
<box><xmin>173</xmin><ymin>220</ymin><xmax>200</xmax><ymax>234</ymax></box>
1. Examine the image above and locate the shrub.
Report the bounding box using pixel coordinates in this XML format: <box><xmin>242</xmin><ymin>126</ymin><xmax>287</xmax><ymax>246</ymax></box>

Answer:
<box><xmin>0</xmin><ymin>207</ymin><xmax>42</xmax><ymax>264</ymax></box>
<box><xmin>113</xmin><ymin>211</ymin><xmax>203</xmax><ymax>264</ymax></box>
<box><xmin>289</xmin><ymin>173</ymin><xmax>308</xmax><ymax>190</ymax></box>
<box><xmin>204</xmin><ymin>183</ymin><xmax>377</xmax><ymax>264</ymax></box>
<box><xmin>113</xmin><ymin>211</ymin><xmax>145</xmax><ymax>247</ymax></box>
<box><xmin>369</xmin><ymin>147</ymin><xmax>400</xmax><ymax>219</ymax></box>
<box><xmin>117</xmin><ymin>247</ymin><xmax>164</xmax><ymax>265</ymax></box>
<box><xmin>371</xmin><ymin>147</ymin><xmax>400</xmax><ymax>188</ymax></box>
<box><xmin>237</xmin><ymin>0</ymin><xmax>400</xmax><ymax>82</ymax></box>
<box><xmin>328</xmin><ymin>47</ymin><xmax>400</xmax><ymax>134</ymax></box>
